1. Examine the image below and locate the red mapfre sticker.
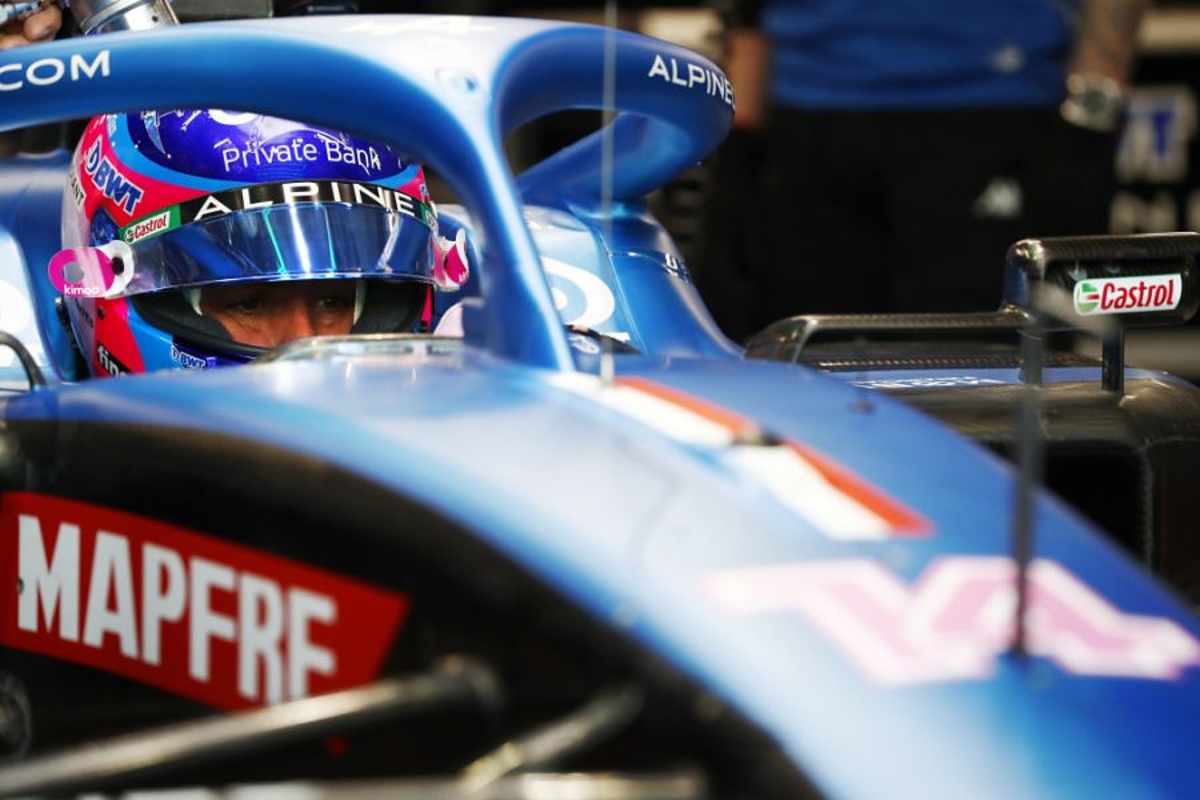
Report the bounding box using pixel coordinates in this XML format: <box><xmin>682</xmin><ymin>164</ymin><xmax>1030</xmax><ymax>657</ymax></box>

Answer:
<box><xmin>0</xmin><ymin>492</ymin><xmax>410</xmax><ymax>710</ymax></box>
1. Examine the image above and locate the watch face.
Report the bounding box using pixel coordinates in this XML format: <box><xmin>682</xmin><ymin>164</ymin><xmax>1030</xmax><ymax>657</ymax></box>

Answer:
<box><xmin>1062</xmin><ymin>75</ymin><xmax>1126</xmax><ymax>131</ymax></box>
<box><xmin>1082</xmin><ymin>87</ymin><xmax>1120</xmax><ymax>114</ymax></box>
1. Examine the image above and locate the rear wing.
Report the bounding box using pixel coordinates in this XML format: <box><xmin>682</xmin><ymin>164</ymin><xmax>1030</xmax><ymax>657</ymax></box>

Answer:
<box><xmin>745</xmin><ymin>231</ymin><xmax>1200</xmax><ymax>392</ymax></box>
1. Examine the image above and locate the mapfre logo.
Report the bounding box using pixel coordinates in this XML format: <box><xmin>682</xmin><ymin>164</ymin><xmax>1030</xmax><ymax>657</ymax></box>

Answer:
<box><xmin>1073</xmin><ymin>274</ymin><xmax>1181</xmax><ymax>315</ymax></box>
<box><xmin>0</xmin><ymin>493</ymin><xmax>409</xmax><ymax>709</ymax></box>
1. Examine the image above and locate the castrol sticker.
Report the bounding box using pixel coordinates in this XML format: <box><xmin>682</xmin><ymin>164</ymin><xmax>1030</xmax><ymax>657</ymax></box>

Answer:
<box><xmin>1073</xmin><ymin>274</ymin><xmax>1181</xmax><ymax>315</ymax></box>
<box><xmin>121</xmin><ymin>209</ymin><xmax>178</xmax><ymax>244</ymax></box>
<box><xmin>0</xmin><ymin>492</ymin><xmax>409</xmax><ymax>710</ymax></box>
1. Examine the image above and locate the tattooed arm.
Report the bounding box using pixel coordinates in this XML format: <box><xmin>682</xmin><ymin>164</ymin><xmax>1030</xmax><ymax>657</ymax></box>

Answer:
<box><xmin>1060</xmin><ymin>0</ymin><xmax>1151</xmax><ymax>131</ymax></box>
<box><xmin>1070</xmin><ymin>0</ymin><xmax>1151</xmax><ymax>86</ymax></box>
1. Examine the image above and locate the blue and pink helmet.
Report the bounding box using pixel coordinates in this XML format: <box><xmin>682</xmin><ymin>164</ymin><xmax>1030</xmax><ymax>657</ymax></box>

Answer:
<box><xmin>55</xmin><ymin>110</ymin><xmax>446</xmax><ymax>375</ymax></box>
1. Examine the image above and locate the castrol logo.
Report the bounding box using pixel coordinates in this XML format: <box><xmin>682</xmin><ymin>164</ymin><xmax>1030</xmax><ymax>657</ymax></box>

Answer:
<box><xmin>122</xmin><ymin>210</ymin><xmax>175</xmax><ymax>244</ymax></box>
<box><xmin>1073</xmin><ymin>274</ymin><xmax>1181</xmax><ymax>315</ymax></box>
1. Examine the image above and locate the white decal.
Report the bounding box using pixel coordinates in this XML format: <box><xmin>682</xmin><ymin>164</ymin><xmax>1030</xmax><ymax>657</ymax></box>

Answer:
<box><xmin>18</xmin><ymin>515</ymin><xmax>80</xmax><ymax>640</ymax></box>
<box><xmin>142</xmin><ymin>542</ymin><xmax>185</xmax><ymax>666</ymax></box>
<box><xmin>68</xmin><ymin>170</ymin><xmax>84</xmax><ymax>209</ymax></box>
<box><xmin>647</xmin><ymin>53</ymin><xmax>734</xmax><ymax>108</ymax></box>
<box><xmin>548</xmin><ymin>375</ymin><xmax>927</xmax><ymax>540</ymax></box>
<box><xmin>541</xmin><ymin>256</ymin><xmax>616</xmax><ymax>329</ymax></box>
<box><xmin>1119</xmin><ymin>87</ymin><xmax>1197</xmax><ymax>183</ymax></box>
<box><xmin>708</xmin><ymin>557</ymin><xmax>1200</xmax><ymax>685</ymax></box>
<box><xmin>208</xmin><ymin>110</ymin><xmax>260</xmax><ymax>127</ymax></box>
<box><xmin>340</xmin><ymin>16</ymin><xmax>492</xmax><ymax>37</ymax></box>
<box><xmin>0</xmin><ymin>51</ymin><xmax>110</xmax><ymax>92</ymax></box>
<box><xmin>83</xmin><ymin>532</ymin><xmax>137</xmax><ymax>657</ymax></box>
<box><xmin>849</xmin><ymin>376</ymin><xmax>1007</xmax><ymax>390</ymax></box>
<box><xmin>0</xmin><ymin>279</ymin><xmax>36</xmax><ymax>368</ymax></box>
<box><xmin>16</xmin><ymin>514</ymin><xmax>337</xmax><ymax>704</ymax></box>
<box><xmin>219</xmin><ymin>133</ymin><xmax>382</xmax><ymax>176</ymax></box>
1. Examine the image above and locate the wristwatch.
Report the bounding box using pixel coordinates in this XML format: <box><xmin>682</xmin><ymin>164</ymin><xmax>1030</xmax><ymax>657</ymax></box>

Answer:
<box><xmin>1060</xmin><ymin>72</ymin><xmax>1128</xmax><ymax>132</ymax></box>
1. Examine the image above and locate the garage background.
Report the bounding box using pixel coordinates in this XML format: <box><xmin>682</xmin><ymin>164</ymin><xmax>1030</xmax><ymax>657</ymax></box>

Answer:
<box><xmin>75</xmin><ymin>2</ymin><xmax>1200</xmax><ymax>381</ymax></box>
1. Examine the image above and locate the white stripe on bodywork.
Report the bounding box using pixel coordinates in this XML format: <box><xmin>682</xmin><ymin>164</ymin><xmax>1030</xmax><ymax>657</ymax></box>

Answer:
<box><xmin>549</xmin><ymin>373</ymin><xmax>921</xmax><ymax>540</ymax></box>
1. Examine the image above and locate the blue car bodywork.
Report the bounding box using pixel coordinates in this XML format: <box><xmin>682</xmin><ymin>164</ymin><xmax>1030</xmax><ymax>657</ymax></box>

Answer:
<box><xmin>0</xmin><ymin>14</ymin><xmax>1196</xmax><ymax>799</ymax></box>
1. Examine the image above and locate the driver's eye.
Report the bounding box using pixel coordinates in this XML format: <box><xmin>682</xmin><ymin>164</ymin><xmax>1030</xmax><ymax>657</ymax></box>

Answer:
<box><xmin>228</xmin><ymin>295</ymin><xmax>268</xmax><ymax>314</ymax></box>
<box><xmin>313</xmin><ymin>294</ymin><xmax>352</xmax><ymax>312</ymax></box>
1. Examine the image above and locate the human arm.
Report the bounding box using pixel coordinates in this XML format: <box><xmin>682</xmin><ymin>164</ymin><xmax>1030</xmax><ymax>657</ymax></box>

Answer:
<box><xmin>1023</xmin><ymin>0</ymin><xmax>1152</xmax><ymax>236</ymax></box>
<box><xmin>0</xmin><ymin>3</ymin><xmax>61</xmax><ymax>49</ymax></box>
<box><xmin>726</xmin><ymin>26</ymin><xmax>769</xmax><ymax>131</ymax></box>
<box><xmin>712</xmin><ymin>0</ymin><xmax>768</xmax><ymax>131</ymax></box>
<box><xmin>1061</xmin><ymin>0</ymin><xmax>1152</xmax><ymax>132</ymax></box>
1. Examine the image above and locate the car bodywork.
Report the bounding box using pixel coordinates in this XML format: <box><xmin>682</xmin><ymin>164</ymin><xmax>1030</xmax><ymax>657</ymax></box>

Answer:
<box><xmin>0</xmin><ymin>13</ymin><xmax>1195</xmax><ymax>800</ymax></box>
<box><xmin>745</xmin><ymin>234</ymin><xmax>1200</xmax><ymax>605</ymax></box>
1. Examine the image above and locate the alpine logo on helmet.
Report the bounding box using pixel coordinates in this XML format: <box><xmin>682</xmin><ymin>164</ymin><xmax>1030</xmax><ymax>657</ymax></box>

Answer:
<box><xmin>117</xmin><ymin>180</ymin><xmax>435</xmax><ymax>247</ymax></box>
<box><xmin>52</xmin><ymin>109</ymin><xmax>467</xmax><ymax>378</ymax></box>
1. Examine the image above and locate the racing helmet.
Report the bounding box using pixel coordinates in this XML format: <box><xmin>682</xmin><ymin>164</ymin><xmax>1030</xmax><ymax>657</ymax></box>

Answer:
<box><xmin>55</xmin><ymin>110</ymin><xmax>441</xmax><ymax>375</ymax></box>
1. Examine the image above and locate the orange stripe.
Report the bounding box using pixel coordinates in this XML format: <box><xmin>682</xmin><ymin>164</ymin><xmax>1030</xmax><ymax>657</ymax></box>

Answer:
<box><xmin>615</xmin><ymin>376</ymin><xmax>930</xmax><ymax>537</ymax></box>
<box><xmin>615</xmin><ymin>376</ymin><xmax>756</xmax><ymax>437</ymax></box>
<box><xmin>787</xmin><ymin>441</ymin><xmax>929</xmax><ymax>536</ymax></box>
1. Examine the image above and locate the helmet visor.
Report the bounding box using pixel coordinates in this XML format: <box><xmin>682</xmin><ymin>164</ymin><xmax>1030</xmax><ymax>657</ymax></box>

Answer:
<box><xmin>117</xmin><ymin>181</ymin><xmax>436</xmax><ymax>295</ymax></box>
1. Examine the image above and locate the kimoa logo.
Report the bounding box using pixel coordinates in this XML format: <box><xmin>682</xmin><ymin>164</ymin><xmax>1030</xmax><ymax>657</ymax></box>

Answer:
<box><xmin>1073</xmin><ymin>274</ymin><xmax>1182</xmax><ymax>315</ymax></box>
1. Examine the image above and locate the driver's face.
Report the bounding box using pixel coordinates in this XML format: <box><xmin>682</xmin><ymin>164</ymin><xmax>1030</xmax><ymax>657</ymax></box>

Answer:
<box><xmin>200</xmin><ymin>281</ymin><xmax>357</xmax><ymax>348</ymax></box>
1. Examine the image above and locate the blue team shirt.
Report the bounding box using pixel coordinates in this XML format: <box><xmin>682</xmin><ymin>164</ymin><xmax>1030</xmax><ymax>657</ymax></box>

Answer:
<box><xmin>762</xmin><ymin>0</ymin><xmax>1078</xmax><ymax>109</ymax></box>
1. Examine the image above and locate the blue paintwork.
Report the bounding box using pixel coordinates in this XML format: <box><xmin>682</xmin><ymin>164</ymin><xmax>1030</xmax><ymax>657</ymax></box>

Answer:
<box><xmin>0</xmin><ymin>149</ymin><xmax>72</xmax><ymax>378</ymax></box>
<box><xmin>0</xmin><ymin>15</ymin><xmax>1197</xmax><ymax>798</ymax></box>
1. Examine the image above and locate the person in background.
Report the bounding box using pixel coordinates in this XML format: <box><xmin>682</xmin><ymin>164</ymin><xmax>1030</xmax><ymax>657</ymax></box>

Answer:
<box><xmin>0</xmin><ymin>2</ymin><xmax>61</xmax><ymax>48</ymax></box>
<box><xmin>0</xmin><ymin>3</ymin><xmax>64</xmax><ymax>157</ymax></box>
<box><xmin>695</xmin><ymin>0</ymin><xmax>1150</xmax><ymax>342</ymax></box>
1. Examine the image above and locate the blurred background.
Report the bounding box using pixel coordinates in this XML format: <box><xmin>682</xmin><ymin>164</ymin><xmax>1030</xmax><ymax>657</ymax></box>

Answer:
<box><xmin>356</xmin><ymin>1</ymin><xmax>1200</xmax><ymax>381</ymax></box>
<box><xmin>51</xmin><ymin>1</ymin><xmax>1200</xmax><ymax>380</ymax></box>
<box><xmin>500</xmin><ymin>1</ymin><xmax>1199</xmax><ymax>382</ymax></box>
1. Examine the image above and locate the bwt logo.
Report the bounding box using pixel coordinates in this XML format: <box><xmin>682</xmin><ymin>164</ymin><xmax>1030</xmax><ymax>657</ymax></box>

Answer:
<box><xmin>84</xmin><ymin>140</ymin><xmax>144</xmax><ymax>215</ymax></box>
<box><xmin>0</xmin><ymin>50</ymin><xmax>110</xmax><ymax>92</ymax></box>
